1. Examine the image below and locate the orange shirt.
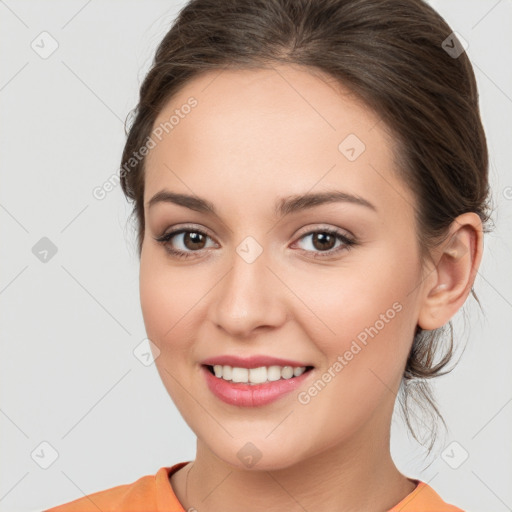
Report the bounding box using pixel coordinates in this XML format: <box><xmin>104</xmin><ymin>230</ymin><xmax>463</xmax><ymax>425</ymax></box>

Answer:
<box><xmin>44</xmin><ymin>461</ymin><xmax>464</xmax><ymax>512</ymax></box>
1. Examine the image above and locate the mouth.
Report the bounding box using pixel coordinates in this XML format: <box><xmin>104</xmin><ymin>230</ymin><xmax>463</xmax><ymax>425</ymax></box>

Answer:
<box><xmin>201</xmin><ymin>363</ymin><xmax>315</xmax><ymax>407</ymax></box>
<box><xmin>203</xmin><ymin>364</ymin><xmax>315</xmax><ymax>385</ymax></box>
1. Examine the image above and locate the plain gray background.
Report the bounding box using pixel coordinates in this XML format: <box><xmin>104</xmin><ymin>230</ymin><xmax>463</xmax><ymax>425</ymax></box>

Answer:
<box><xmin>0</xmin><ymin>1</ymin><xmax>511</xmax><ymax>511</ymax></box>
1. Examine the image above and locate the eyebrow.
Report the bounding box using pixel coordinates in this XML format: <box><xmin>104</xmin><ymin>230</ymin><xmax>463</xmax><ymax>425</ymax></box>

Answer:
<box><xmin>146</xmin><ymin>189</ymin><xmax>377</xmax><ymax>216</ymax></box>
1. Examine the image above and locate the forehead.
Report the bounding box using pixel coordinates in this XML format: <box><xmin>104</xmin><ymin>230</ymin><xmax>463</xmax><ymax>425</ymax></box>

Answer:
<box><xmin>144</xmin><ymin>64</ymin><xmax>413</xmax><ymax>219</ymax></box>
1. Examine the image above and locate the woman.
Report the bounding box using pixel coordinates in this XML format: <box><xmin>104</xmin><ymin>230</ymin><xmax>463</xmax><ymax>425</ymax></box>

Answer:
<box><xmin>45</xmin><ymin>0</ymin><xmax>491</xmax><ymax>510</ymax></box>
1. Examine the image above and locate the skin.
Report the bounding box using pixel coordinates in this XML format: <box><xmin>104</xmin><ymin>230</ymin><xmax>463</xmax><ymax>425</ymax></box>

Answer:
<box><xmin>139</xmin><ymin>63</ymin><xmax>483</xmax><ymax>512</ymax></box>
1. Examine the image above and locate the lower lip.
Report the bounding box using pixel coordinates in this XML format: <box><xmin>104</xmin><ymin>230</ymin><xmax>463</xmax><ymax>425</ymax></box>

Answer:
<box><xmin>201</xmin><ymin>365</ymin><xmax>313</xmax><ymax>407</ymax></box>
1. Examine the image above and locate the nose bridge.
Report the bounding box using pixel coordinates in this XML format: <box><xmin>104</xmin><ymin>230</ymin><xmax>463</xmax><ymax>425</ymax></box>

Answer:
<box><xmin>210</xmin><ymin>235</ymin><xmax>286</xmax><ymax>336</ymax></box>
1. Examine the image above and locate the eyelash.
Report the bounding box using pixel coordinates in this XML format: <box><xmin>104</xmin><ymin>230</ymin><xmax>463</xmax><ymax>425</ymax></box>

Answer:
<box><xmin>153</xmin><ymin>226</ymin><xmax>356</xmax><ymax>260</ymax></box>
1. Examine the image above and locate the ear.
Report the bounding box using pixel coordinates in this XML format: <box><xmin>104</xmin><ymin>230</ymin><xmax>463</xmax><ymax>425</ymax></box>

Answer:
<box><xmin>417</xmin><ymin>212</ymin><xmax>484</xmax><ymax>331</ymax></box>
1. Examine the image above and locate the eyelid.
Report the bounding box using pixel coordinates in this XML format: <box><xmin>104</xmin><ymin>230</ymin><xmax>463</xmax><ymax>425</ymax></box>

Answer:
<box><xmin>290</xmin><ymin>227</ymin><xmax>356</xmax><ymax>257</ymax></box>
<box><xmin>293</xmin><ymin>223</ymin><xmax>355</xmax><ymax>240</ymax></box>
<box><xmin>159</xmin><ymin>223</ymin><xmax>217</xmax><ymax>242</ymax></box>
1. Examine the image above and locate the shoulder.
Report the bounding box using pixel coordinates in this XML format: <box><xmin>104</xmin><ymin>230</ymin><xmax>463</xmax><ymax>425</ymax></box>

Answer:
<box><xmin>42</xmin><ymin>463</ymin><xmax>189</xmax><ymax>512</ymax></box>
<box><xmin>388</xmin><ymin>480</ymin><xmax>466</xmax><ymax>512</ymax></box>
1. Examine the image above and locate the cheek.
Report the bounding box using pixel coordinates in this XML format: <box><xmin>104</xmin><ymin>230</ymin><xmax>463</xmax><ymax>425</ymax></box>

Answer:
<box><xmin>139</xmin><ymin>258</ymin><xmax>169</xmax><ymax>344</ymax></box>
<box><xmin>139</xmin><ymin>251</ymin><xmax>196</xmax><ymax>351</ymax></box>
<box><xmin>139</xmin><ymin>254</ymin><xmax>201</xmax><ymax>412</ymax></box>
<box><xmin>290</xmin><ymin>259</ymin><xmax>418</xmax><ymax>446</ymax></box>
<box><xmin>293</xmin><ymin>243</ymin><xmax>420</xmax><ymax>372</ymax></box>
<box><xmin>139</xmin><ymin>248</ymin><xmax>220</xmax><ymax>389</ymax></box>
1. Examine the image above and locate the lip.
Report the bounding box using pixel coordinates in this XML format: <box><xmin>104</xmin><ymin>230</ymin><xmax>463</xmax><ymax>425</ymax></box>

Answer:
<box><xmin>201</xmin><ymin>364</ymin><xmax>314</xmax><ymax>407</ymax></box>
<box><xmin>201</xmin><ymin>355</ymin><xmax>313</xmax><ymax>369</ymax></box>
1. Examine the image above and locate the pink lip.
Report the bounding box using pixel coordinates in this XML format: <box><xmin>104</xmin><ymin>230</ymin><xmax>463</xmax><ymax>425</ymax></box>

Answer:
<box><xmin>201</xmin><ymin>354</ymin><xmax>312</xmax><ymax>368</ymax></box>
<box><xmin>201</xmin><ymin>365</ymin><xmax>314</xmax><ymax>407</ymax></box>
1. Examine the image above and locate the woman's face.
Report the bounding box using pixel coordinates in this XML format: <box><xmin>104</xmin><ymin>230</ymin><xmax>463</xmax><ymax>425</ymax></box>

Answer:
<box><xmin>140</xmin><ymin>64</ymin><xmax>426</xmax><ymax>469</ymax></box>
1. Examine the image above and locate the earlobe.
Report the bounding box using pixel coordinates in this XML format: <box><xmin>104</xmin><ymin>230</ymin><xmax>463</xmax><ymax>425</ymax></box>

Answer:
<box><xmin>417</xmin><ymin>213</ymin><xmax>483</xmax><ymax>331</ymax></box>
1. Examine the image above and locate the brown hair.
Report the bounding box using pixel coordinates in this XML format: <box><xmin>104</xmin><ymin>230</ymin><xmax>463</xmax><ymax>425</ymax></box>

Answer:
<box><xmin>120</xmin><ymin>0</ymin><xmax>492</xmax><ymax>457</ymax></box>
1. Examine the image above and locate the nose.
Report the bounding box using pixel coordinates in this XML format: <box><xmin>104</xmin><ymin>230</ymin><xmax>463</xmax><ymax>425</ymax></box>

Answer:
<box><xmin>209</xmin><ymin>244</ymin><xmax>288</xmax><ymax>339</ymax></box>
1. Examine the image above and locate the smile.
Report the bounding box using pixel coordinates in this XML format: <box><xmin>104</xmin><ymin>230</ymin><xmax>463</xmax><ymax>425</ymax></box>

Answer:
<box><xmin>207</xmin><ymin>364</ymin><xmax>313</xmax><ymax>384</ymax></box>
<box><xmin>202</xmin><ymin>364</ymin><xmax>314</xmax><ymax>407</ymax></box>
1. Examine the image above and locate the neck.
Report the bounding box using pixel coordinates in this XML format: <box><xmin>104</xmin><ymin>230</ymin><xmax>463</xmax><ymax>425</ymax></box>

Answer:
<box><xmin>172</xmin><ymin>413</ymin><xmax>417</xmax><ymax>512</ymax></box>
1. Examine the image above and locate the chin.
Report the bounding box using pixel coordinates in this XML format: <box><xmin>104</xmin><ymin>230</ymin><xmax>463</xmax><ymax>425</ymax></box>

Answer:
<box><xmin>205</xmin><ymin>438</ymin><xmax>308</xmax><ymax>472</ymax></box>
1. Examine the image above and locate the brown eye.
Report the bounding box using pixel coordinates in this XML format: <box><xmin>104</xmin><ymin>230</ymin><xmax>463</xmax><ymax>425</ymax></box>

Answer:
<box><xmin>311</xmin><ymin>232</ymin><xmax>337</xmax><ymax>251</ymax></box>
<box><xmin>154</xmin><ymin>228</ymin><xmax>216</xmax><ymax>259</ymax></box>
<box><xmin>294</xmin><ymin>228</ymin><xmax>356</xmax><ymax>259</ymax></box>
<box><xmin>183</xmin><ymin>231</ymin><xmax>207</xmax><ymax>250</ymax></box>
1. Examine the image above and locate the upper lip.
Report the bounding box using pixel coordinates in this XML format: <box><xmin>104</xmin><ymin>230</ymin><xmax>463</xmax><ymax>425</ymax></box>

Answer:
<box><xmin>201</xmin><ymin>355</ymin><xmax>314</xmax><ymax>369</ymax></box>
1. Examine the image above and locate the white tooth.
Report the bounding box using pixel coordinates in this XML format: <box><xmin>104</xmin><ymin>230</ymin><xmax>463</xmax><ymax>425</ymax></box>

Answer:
<box><xmin>281</xmin><ymin>366</ymin><xmax>294</xmax><ymax>379</ymax></box>
<box><xmin>267</xmin><ymin>366</ymin><xmax>282</xmax><ymax>381</ymax></box>
<box><xmin>231</xmin><ymin>367</ymin><xmax>249</xmax><ymax>383</ymax></box>
<box><xmin>212</xmin><ymin>364</ymin><xmax>308</xmax><ymax>383</ymax></box>
<box><xmin>222</xmin><ymin>365</ymin><xmax>232</xmax><ymax>381</ymax></box>
<box><xmin>249</xmin><ymin>366</ymin><xmax>268</xmax><ymax>384</ymax></box>
<box><xmin>293</xmin><ymin>366</ymin><xmax>306</xmax><ymax>377</ymax></box>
